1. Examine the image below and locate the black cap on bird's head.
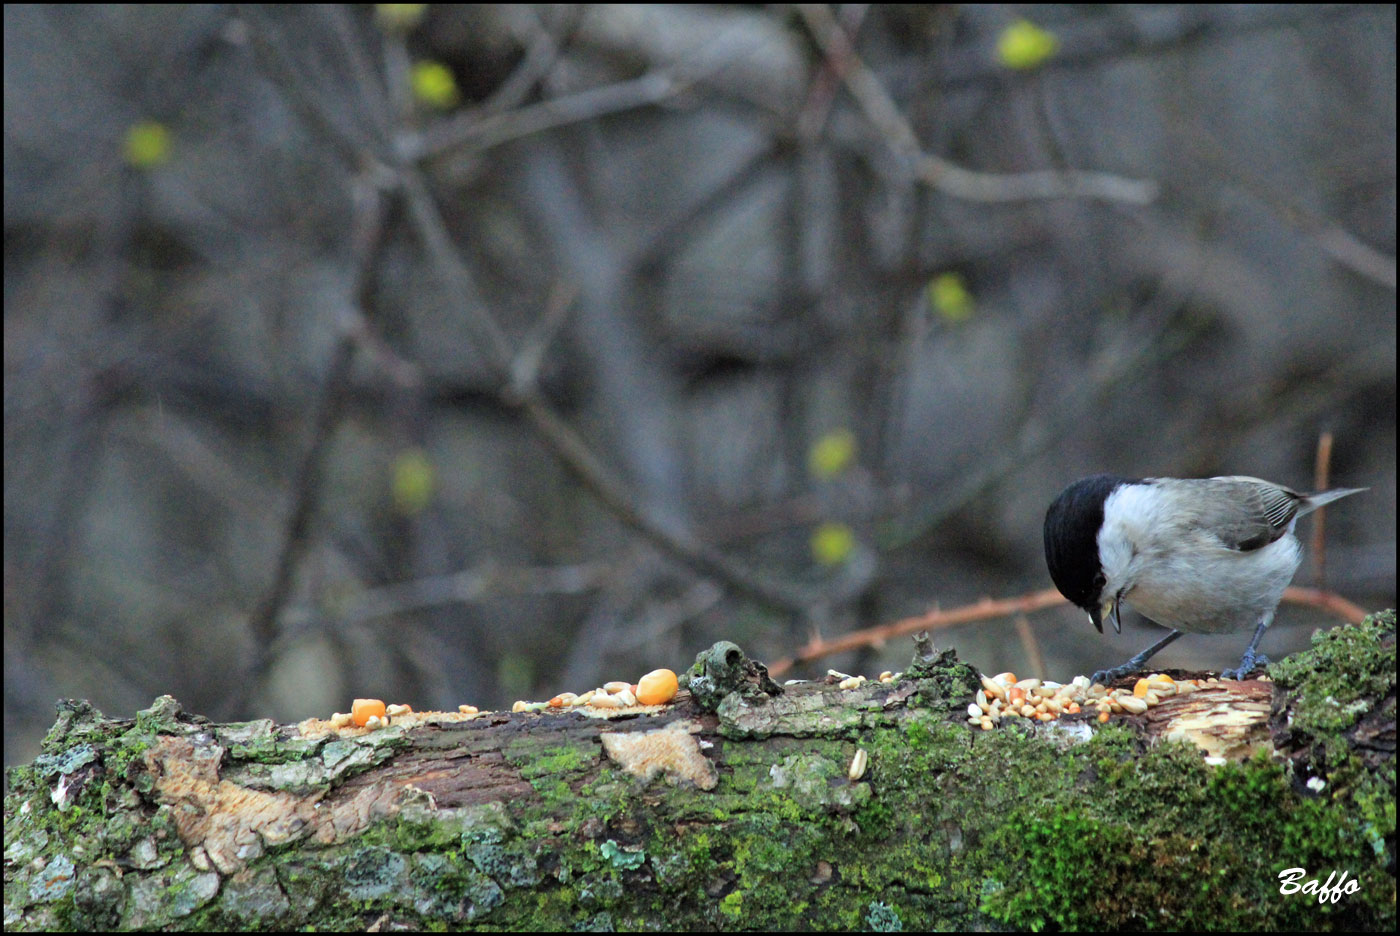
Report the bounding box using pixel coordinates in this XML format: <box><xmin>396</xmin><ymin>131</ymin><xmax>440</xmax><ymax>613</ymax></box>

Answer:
<box><xmin>1043</xmin><ymin>474</ymin><xmax>1137</xmax><ymax>634</ymax></box>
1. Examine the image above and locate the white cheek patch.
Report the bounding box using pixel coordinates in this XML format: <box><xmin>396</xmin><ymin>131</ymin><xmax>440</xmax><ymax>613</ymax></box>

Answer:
<box><xmin>1096</xmin><ymin>483</ymin><xmax>1167</xmax><ymax>593</ymax></box>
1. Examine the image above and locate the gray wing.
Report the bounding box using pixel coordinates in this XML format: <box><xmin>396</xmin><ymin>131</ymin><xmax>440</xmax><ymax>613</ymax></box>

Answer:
<box><xmin>1198</xmin><ymin>476</ymin><xmax>1303</xmax><ymax>551</ymax></box>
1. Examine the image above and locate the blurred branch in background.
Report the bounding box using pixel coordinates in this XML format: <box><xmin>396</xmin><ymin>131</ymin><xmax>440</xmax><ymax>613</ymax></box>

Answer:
<box><xmin>797</xmin><ymin>4</ymin><xmax>1160</xmax><ymax>205</ymax></box>
<box><xmin>767</xmin><ymin>583</ymin><xmax>1369</xmax><ymax>677</ymax></box>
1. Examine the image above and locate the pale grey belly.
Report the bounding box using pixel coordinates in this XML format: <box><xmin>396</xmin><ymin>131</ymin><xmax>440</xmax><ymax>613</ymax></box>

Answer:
<box><xmin>1124</xmin><ymin>536</ymin><xmax>1301</xmax><ymax>634</ymax></box>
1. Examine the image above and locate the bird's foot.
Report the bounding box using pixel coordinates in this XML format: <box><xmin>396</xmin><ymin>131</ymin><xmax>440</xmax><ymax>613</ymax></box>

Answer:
<box><xmin>1221</xmin><ymin>651</ymin><xmax>1270</xmax><ymax>681</ymax></box>
<box><xmin>1091</xmin><ymin>661</ymin><xmax>1143</xmax><ymax>687</ymax></box>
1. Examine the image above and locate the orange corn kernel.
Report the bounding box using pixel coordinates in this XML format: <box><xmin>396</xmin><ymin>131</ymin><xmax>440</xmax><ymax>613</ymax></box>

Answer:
<box><xmin>352</xmin><ymin>698</ymin><xmax>387</xmax><ymax>727</ymax></box>
<box><xmin>636</xmin><ymin>668</ymin><xmax>679</xmax><ymax>705</ymax></box>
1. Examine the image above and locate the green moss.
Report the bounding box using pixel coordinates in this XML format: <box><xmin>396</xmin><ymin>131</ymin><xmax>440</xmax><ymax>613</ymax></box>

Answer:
<box><xmin>1269</xmin><ymin>610</ymin><xmax>1395</xmax><ymax>773</ymax></box>
<box><xmin>518</xmin><ymin>744</ymin><xmax>592</xmax><ymax>780</ymax></box>
<box><xmin>7</xmin><ymin>623</ymin><xmax>1395</xmax><ymax>930</ymax></box>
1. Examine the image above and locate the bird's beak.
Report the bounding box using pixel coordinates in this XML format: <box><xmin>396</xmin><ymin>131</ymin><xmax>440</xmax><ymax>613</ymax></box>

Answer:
<box><xmin>1090</xmin><ymin>594</ymin><xmax>1122</xmax><ymax>634</ymax></box>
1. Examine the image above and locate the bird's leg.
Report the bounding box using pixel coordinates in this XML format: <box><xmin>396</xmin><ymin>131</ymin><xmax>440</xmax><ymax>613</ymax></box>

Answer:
<box><xmin>1220</xmin><ymin>612</ymin><xmax>1274</xmax><ymax>680</ymax></box>
<box><xmin>1091</xmin><ymin>630</ymin><xmax>1182</xmax><ymax>686</ymax></box>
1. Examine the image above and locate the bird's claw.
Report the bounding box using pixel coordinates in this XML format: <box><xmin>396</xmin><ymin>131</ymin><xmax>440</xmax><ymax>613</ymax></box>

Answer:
<box><xmin>1221</xmin><ymin>652</ymin><xmax>1270</xmax><ymax>681</ymax></box>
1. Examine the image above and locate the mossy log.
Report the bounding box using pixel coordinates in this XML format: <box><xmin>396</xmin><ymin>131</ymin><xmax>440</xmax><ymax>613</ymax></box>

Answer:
<box><xmin>4</xmin><ymin>614</ymin><xmax>1394</xmax><ymax>931</ymax></box>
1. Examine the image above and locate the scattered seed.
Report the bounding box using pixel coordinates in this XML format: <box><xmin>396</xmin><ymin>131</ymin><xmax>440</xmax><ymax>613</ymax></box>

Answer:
<box><xmin>330</xmin><ymin>712</ymin><xmax>354</xmax><ymax>728</ymax></box>
<box><xmin>603</xmin><ymin>681</ymin><xmax>631</xmax><ymax>694</ymax></box>
<box><xmin>572</xmin><ymin>690</ymin><xmax>595</xmax><ymax>706</ymax></box>
<box><xmin>352</xmin><ymin>698</ymin><xmax>387</xmax><ymax>727</ymax></box>
<box><xmin>1119</xmin><ymin>696</ymin><xmax>1148</xmax><ymax>714</ymax></box>
<box><xmin>614</xmin><ymin>688</ymin><xmax>638</xmax><ymax>707</ymax></box>
<box><xmin>637</xmin><ymin>668</ymin><xmax>679</xmax><ymax>705</ymax></box>
<box><xmin>512</xmin><ymin>700</ymin><xmax>528</xmax><ymax>713</ymax></box>
<box><xmin>386</xmin><ymin>703</ymin><xmax>413</xmax><ymax>717</ymax></box>
<box><xmin>458</xmin><ymin>704</ymin><xmax>479</xmax><ymax>715</ymax></box>
<box><xmin>848</xmin><ymin>748</ymin><xmax>869</xmax><ymax>781</ymax></box>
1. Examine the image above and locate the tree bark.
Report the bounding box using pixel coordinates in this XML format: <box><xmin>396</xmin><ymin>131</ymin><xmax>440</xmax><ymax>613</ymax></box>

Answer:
<box><xmin>4</xmin><ymin>615</ymin><xmax>1394</xmax><ymax>931</ymax></box>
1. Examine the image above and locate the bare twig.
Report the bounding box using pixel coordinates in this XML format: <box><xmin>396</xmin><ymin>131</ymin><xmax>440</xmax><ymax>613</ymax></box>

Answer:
<box><xmin>1314</xmin><ymin>226</ymin><xmax>1397</xmax><ymax>291</ymax></box>
<box><xmin>1282</xmin><ymin>586</ymin><xmax>1369</xmax><ymax>624</ymax></box>
<box><xmin>240</xmin><ymin>331</ymin><xmax>357</xmax><ymax>665</ymax></box>
<box><xmin>279</xmin><ymin>562</ymin><xmax>611</xmax><ymax>635</ymax></box>
<box><xmin>767</xmin><ymin>588</ymin><xmax>1068</xmax><ymax>675</ymax></box>
<box><xmin>1312</xmin><ymin>431</ymin><xmax>1333</xmax><ymax>586</ymax></box>
<box><xmin>766</xmin><ymin>584</ymin><xmax>1370</xmax><ymax>676</ymax></box>
<box><xmin>511</xmin><ymin>393</ymin><xmax>815</xmax><ymax>613</ymax></box>
<box><xmin>1014</xmin><ymin>614</ymin><xmax>1046</xmax><ymax>680</ymax></box>
<box><xmin>796</xmin><ymin>4</ymin><xmax>1158</xmax><ymax>205</ymax></box>
<box><xmin>404</xmin><ymin>70</ymin><xmax>693</xmax><ymax>163</ymax></box>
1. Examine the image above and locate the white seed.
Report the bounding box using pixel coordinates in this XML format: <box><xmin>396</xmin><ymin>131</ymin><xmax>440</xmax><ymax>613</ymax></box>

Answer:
<box><xmin>848</xmin><ymin>749</ymin><xmax>869</xmax><ymax>781</ymax></box>
<box><xmin>364</xmin><ymin>715</ymin><xmax>386</xmax><ymax>729</ymax></box>
<box><xmin>1143</xmin><ymin>691</ymin><xmax>1161</xmax><ymax>706</ymax></box>
<box><xmin>1014</xmin><ymin>678</ymin><xmax>1042</xmax><ymax>691</ymax></box>
<box><xmin>614</xmin><ymin>688</ymin><xmax>637</xmax><ymax>707</ymax></box>
<box><xmin>603</xmin><ymin>681</ymin><xmax>631</xmax><ymax>694</ymax></box>
<box><xmin>512</xmin><ymin>700</ymin><xmax>528</xmax><ymax>713</ymax></box>
<box><xmin>589</xmin><ymin>694</ymin><xmax>622</xmax><ymax>709</ymax></box>
<box><xmin>980</xmin><ymin>676</ymin><xmax>1007</xmax><ymax>702</ymax></box>
<box><xmin>572</xmin><ymin>690</ymin><xmax>595</xmax><ymax>706</ymax></box>
<box><xmin>879</xmin><ymin>671</ymin><xmax>894</xmax><ymax>683</ymax></box>
<box><xmin>330</xmin><ymin>712</ymin><xmax>354</xmax><ymax>728</ymax></box>
<box><xmin>457</xmin><ymin>704</ymin><xmax>479</xmax><ymax>715</ymax></box>
<box><xmin>1119</xmin><ymin>696</ymin><xmax>1148</xmax><ymax>714</ymax></box>
<box><xmin>976</xmin><ymin>689</ymin><xmax>989</xmax><ymax>709</ymax></box>
<box><xmin>827</xmin><ymin>669</ymin><xmax>852</xmax><ymax>680</ymax></box>
<box><xmin>968</xmin><ymin>703</ymin><xmax>983</xmax><ymax>719</ymax></box>
<box><xmin>386</xmin><ymin>704</ymin><xmax>412</xmax><ymax>717</ymax></box>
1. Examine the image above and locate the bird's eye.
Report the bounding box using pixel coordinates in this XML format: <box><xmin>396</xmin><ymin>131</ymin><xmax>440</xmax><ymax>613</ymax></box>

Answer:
<box><xmin>1092</xmin><ymin>572</ymin><xmax>1106</xmax><ymax>590</ymax></box>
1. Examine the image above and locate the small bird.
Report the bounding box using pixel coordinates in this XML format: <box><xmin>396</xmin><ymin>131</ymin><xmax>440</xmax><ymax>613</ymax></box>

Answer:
<box><xmin>1043</xmin><ymin>474</ymin><xmax>1365</xmax><ymax>684</ymax></box>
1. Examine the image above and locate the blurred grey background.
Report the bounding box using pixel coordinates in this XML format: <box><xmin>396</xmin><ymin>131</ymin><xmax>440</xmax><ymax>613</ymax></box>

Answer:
<box><xmin>4</xmin><ymin>4</ymin><xmax>1395</xmax><ymax>767</ymax></box>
